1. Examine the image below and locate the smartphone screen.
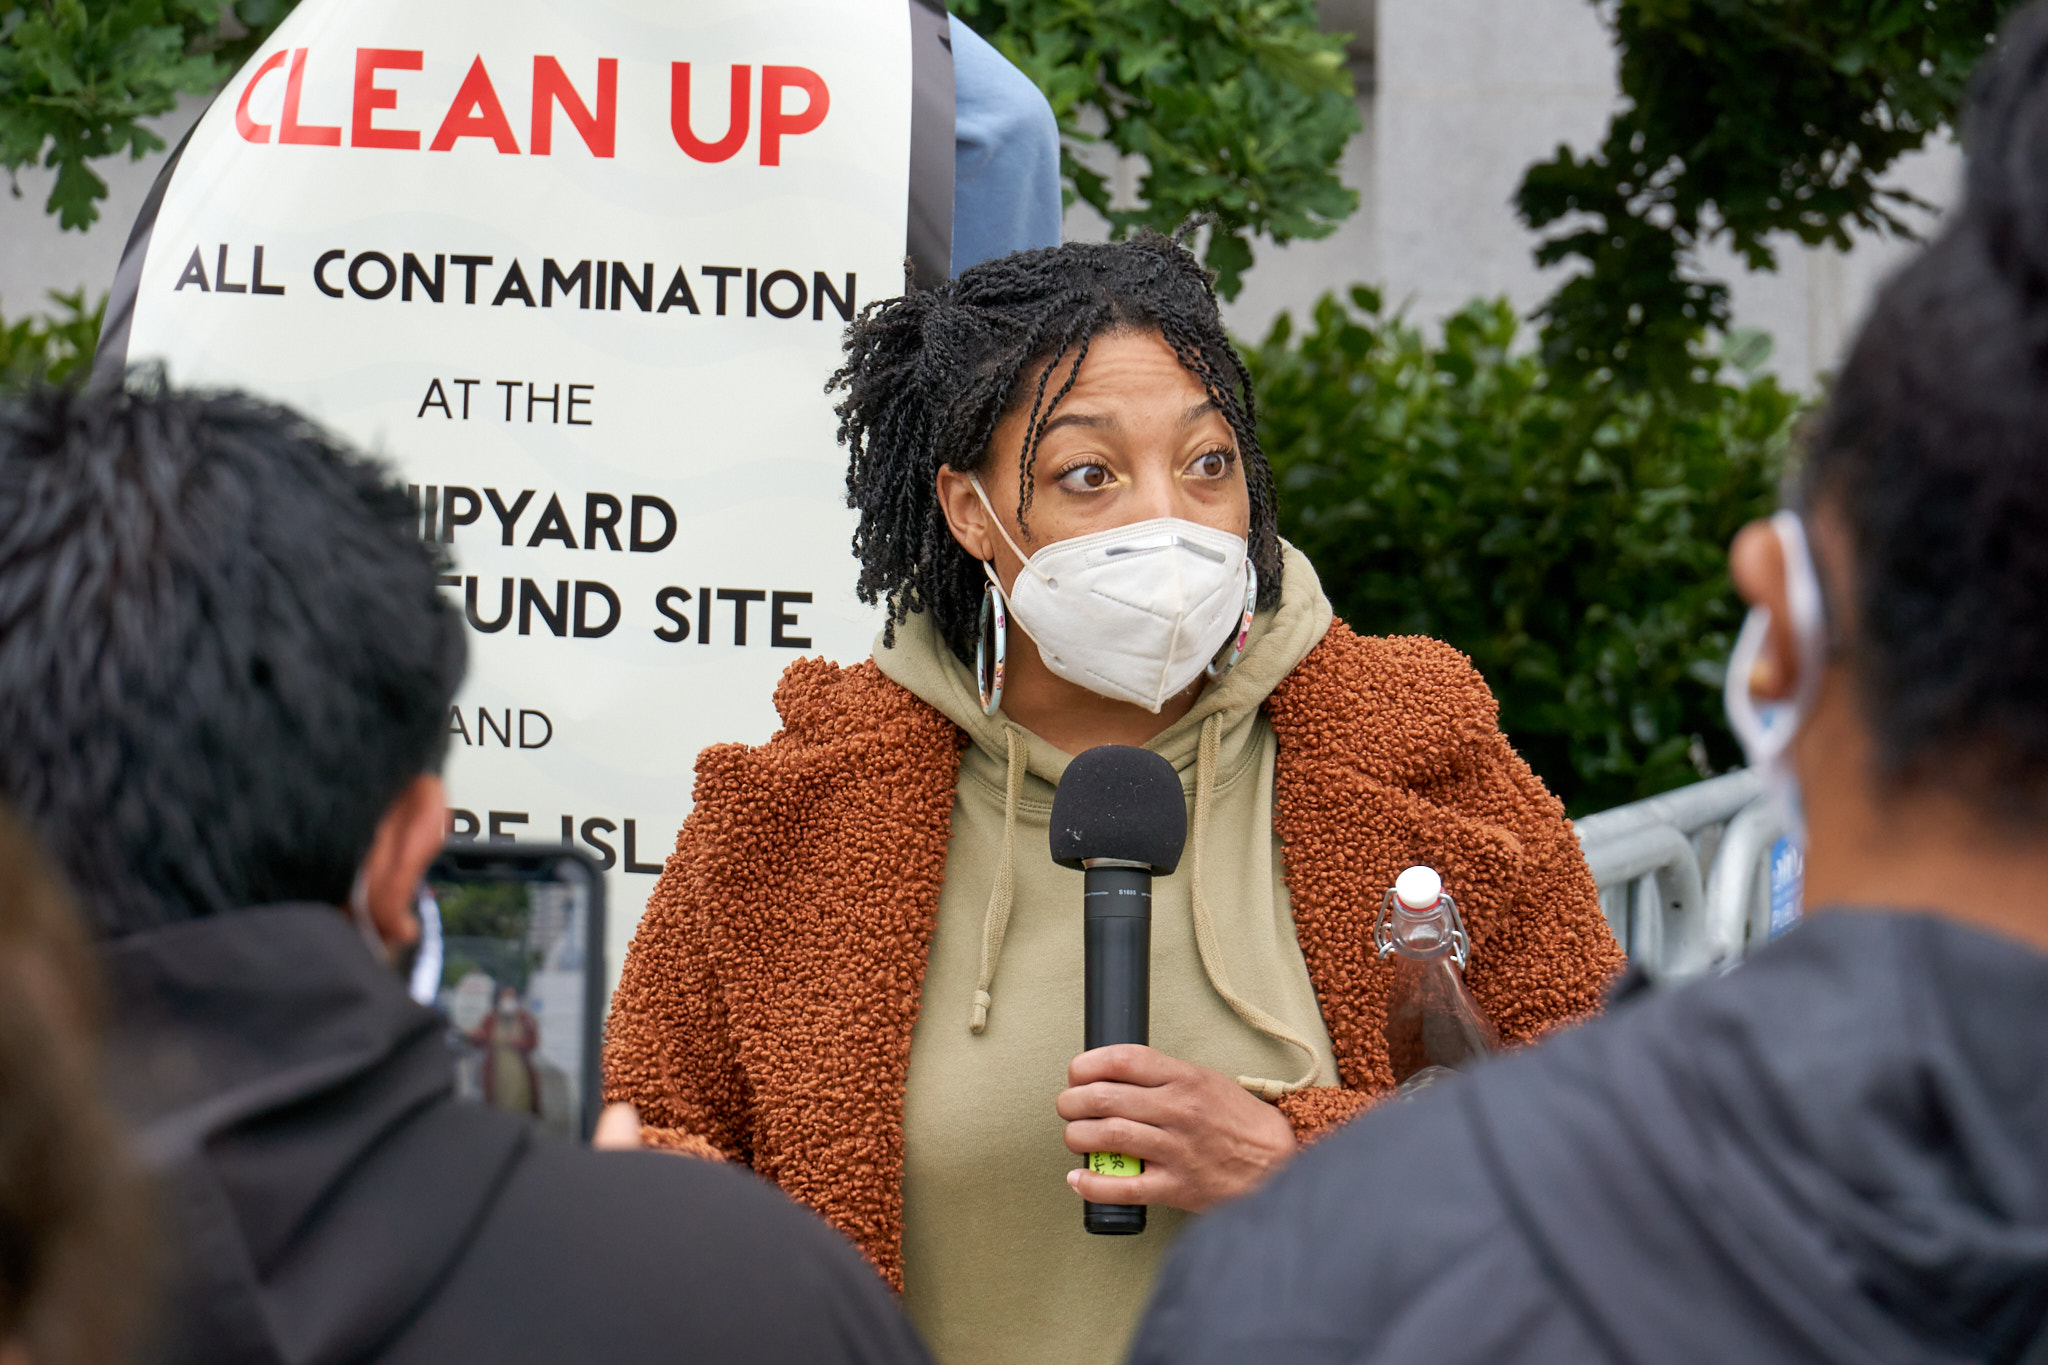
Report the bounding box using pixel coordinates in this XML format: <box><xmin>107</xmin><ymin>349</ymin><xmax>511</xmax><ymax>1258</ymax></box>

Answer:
<box><xmin>423</xmin><ymin>844</ymin><xmax>607</xmax><ymax>1138</ymax></box>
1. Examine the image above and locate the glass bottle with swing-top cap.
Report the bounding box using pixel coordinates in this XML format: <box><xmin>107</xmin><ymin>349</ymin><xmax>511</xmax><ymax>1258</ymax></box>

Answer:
<box><xmin>1376</xmin><ymin>865</ymin><xmax>1500</xmax><ymax>1097</ymax></box>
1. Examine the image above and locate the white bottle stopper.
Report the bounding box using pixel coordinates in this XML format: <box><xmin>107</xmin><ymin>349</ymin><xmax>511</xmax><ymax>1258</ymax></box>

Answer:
<box><xmin>1393</xmin><ymin>865</ymin><xmax>1443</xmax><ymax>911</ymax></box>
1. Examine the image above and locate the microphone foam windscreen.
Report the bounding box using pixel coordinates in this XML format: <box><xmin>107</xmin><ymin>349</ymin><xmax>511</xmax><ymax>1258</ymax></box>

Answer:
<box><xmin>1049</xmin><ymin>745</ymin><xmax>1187</xmax><ymax>874</ymax></box>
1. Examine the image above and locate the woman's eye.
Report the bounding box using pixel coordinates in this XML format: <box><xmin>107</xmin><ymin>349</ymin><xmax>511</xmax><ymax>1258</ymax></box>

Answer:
<box><xmin>1056</xmin><ymin>463</ymin><xmax>1113</xmax><ymax>492</ymax></box>
<box><xmin>1190</xmin><ymin>448</ymin><xmax>1235</xmax><ymax>480</ymax></box>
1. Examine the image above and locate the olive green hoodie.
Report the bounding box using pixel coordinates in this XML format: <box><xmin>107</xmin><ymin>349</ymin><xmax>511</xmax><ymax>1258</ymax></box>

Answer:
<box><xmin>877</xmin><ymin>543</ymin><xmax>1342</xmax><ymax>1365</ymax></box>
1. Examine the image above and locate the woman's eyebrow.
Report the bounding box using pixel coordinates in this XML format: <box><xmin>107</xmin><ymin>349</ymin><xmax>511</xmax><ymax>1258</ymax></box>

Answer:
<box><xmin>1041</xmin><ymin>409</ymin><xmax>1115</xmax><ymax>435</ymax></box>
<box><xmin>1039</xmin><ymin>398</ymin><xmax>1217</xmax><ymax>437</ymax></box>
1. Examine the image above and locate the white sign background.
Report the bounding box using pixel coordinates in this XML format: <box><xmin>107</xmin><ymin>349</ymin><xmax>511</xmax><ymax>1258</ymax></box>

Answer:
<box><xmin>119</xmin><ymin>0</ymin><xmax>921</xmax><ymax>985</ymax></box>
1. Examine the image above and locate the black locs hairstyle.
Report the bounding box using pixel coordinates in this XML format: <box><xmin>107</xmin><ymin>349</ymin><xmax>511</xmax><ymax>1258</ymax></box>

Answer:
<box><xmin>1805</xmin><ymin>0</ymin><xmax>2048</xmax><ymax>820</ymax></box>
<box><xmin>0</xmin><ymin>379</ymin><xmax>466</xmax><ymax>937</ymax></box>
<box><xmin>831</xmin><ymin>232</ymin><xmax>1282</xmax><ymax>662</ymax></box>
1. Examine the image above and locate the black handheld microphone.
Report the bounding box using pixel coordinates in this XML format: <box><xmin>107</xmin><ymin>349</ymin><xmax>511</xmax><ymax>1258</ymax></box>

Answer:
<box><xmin>1050</xmin><ymin>744</ymin><xmax>1187</xmax><ymax>1236</ymax></box>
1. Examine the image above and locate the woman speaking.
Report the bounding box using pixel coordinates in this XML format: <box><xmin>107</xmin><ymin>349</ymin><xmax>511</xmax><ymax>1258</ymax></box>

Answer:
<box><xmin>604</xmin><ymin>234</ymin><xmax>1623</xmax><ymax>1363</ymax></box>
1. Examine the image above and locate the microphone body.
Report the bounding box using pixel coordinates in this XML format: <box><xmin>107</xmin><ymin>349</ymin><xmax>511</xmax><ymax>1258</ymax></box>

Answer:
<box><xmin>1081</xmin><ymin>860</ymin><xmax>1152</xmax><ymax>1235</ymax></box>
<box><xmin>1049</xmin><ymin>744</ymin><xmax>1187</xmax><ymax>1238</ymax></box>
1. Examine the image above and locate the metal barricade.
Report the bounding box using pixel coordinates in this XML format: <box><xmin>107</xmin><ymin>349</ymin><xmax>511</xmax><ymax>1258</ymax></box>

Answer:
<box><xmin>1570</xmin><ymin>769</ymin><xmax>1788</xmax><ymax>979</ymax></box>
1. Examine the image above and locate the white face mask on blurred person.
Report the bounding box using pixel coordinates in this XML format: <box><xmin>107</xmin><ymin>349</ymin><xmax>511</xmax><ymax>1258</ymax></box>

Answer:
<box><xmin>1724</xmin><ymin>510</ymin><xmax>1829</xmax><ymax>841</ymax></box>
<box><xmin>970</xmin><ymin>475</ymin><xmax>1250</xmax><ymax>712</ymax></box>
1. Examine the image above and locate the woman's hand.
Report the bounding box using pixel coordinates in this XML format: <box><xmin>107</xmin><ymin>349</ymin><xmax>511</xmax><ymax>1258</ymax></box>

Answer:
<box><xmin>1057</xmin><ymin>1044</ymin><xmax>1296</xmax><ymax>1213</ymax></box>
<box><xmin>592</xmin><ymin>1102</ymin><xmax>643</xmax><ymax>1150</ymax></box>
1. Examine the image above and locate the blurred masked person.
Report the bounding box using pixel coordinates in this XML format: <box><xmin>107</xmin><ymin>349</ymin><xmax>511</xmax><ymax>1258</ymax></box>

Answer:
<box><xmin>0</xmin><ymin>810</ymin><xmax>148</xmax><ymax>1365</ymax></box>
<box><xmin>1125</xmin><ymin>11</ymin><xmax>2048</xmax><ymax>1363</ymax></box>
<box><xmin>476</xmin><ymin>986</ymin><xmax>541</xmax><ymax>1116</ymax></box>
<box><xmin>0</xmin><ymin>382</ymin><xmax>933</xmax><ymax>1365</ymax></box>
<box><xmin>605</xmin><ymin>233</ymin><xmax>1625</xmax><ymax>1364</ymax></box>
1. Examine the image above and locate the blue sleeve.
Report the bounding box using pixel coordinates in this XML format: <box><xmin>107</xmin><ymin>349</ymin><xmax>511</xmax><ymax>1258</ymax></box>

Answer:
<box><xmin>949</xmin><ymin>13</ymin><xmax>1063</xmax><ymax>272</ymax></box>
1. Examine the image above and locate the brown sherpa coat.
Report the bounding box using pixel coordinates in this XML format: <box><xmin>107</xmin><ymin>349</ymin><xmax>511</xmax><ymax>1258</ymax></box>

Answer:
<box><xmin>604</xmin><ymin>621</ymin><xmax>1623</xmax><ymax>1288</ymax></box>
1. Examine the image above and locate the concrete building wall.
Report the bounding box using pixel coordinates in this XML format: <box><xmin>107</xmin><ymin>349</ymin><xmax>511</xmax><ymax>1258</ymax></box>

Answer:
<box><xmin>3</xmin><ymin>4</ymin><xmax>1963</xmax><ymax>389</ymax></box>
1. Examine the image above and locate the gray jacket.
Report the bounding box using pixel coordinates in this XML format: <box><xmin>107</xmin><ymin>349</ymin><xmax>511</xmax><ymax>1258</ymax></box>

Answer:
<box><xmin>1130</xmin><ymin>911</ymin><xmax>2048</xmax><ymax>1365</ymax></box>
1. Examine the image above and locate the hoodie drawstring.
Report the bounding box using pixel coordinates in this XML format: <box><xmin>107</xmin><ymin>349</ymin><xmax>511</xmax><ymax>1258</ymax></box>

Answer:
<box><xmin>969</xmin><ymin>715</ymin><xmax>1324</xmax><ymax>1100</ymax></box>
<box><xmin>1188</xmin><ymin>712</ymin><xmax>1323</xmax><ymax>1100</ymax></box>
<box><xmin>970</xmin><ymin>724</ymin><xmax>1028</xmax><ymax>1033</ymax></box>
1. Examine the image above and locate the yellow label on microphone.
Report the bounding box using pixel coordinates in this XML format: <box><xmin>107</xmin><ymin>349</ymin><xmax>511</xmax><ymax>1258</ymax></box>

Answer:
<box><xmin>1087</xmin><ymin>1151</ymin><xmax>1143</xmax><ymax>1178</ymax></box>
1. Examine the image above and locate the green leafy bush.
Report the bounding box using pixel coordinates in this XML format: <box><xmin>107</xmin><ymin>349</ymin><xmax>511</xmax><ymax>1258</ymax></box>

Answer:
<box><xmin>1518</xmin><ymin>0</ymin><xmax>2014</xmax><ymax>389</ymax></box>
<box><xmin>1251</xmin><ymin>287</ymin><xmax>1803</xmax><ymax>814</ymax></box>
<box><xmin>956</xmin><ymin>0</ymin><xmax>1360</xmax><ymax>298</ymax></box>
<box><xmin>0</xmin><ymin>290</ymin><xmax>104</xmax><ymax>388</ymax></box>
<box><xmin>0</xmin><ymin>0</ymin><xmax>280</xmax><ymax>230</ymax></box>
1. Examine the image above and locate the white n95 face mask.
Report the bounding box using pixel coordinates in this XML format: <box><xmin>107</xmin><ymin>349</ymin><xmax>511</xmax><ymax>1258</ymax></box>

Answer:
<box><xmin>1723</xmin><ymin>510</ymin><xmax>1828</xmax><ymax>842</ymax></box>
<box><xmin>970</xmin><ymin>475</ymin><xmax>1251</xmax><ymax>712</ymax></box>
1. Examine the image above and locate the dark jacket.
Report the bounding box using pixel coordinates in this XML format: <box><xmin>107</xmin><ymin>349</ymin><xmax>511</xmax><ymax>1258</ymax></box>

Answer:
<box><xmin>1129</xmin><ymin>911</ymin><xmax>2048</xmax><ymax>1365</ymax></box>
<box><xmin>101</xmin><ymin>904</ymin><xmax>932</xmax><ymax>1365</ymax></box>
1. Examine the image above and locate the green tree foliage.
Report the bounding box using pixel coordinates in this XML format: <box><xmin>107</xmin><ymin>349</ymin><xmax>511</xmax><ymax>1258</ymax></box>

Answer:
<box><xmin>0</xmin><ymin>0</ymin><xmax>287</xmax><ymax>230</ymax></box>
<box><xmin>434</xmin><ymin>882</ymin><xmax>542</xmax><ymax>993</ymax></box>
<box><xmin>1519</xmin><ymin>0</ymin><xmax>2018</xmax><ymax>389</ymax></box>
<box><xmin>1252</xmin><ymin>286</ymin><xmax>1801</xmax><ymax>814</ymax></box>
<box><xmin>5</xmin><ymin>0</ymin><xmax>1360</xmax><ymax>294</ymax></box>
<box><xmin>955</xmin><ymin>0</ymin><xmax>1360</xmax><ymax>297</ymax></box>
<box><xmin>0</xmin><ymin>288</ymin><xmax>103</xmax><ymax>387</ymax></box>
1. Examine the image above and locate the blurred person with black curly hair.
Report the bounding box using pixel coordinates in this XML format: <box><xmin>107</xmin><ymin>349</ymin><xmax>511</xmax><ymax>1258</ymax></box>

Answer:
<box><xmin>0</xmin><ymin>810</ymin><xmax>148</xmax><ymax>1365</ymax></box>
<box><xmin>1126</xmin><ymin>8</ymin><xmax>2048</xmax><ymax>1364</ymax></box>
<box><xmin>605</xmin><ymin>233</ymin><xmax>1625</xmax><ymax>1364</ymax></box>
<box><xmin>0</xmin><ymin>380</ymin><xmax>932</xmax><ymax>1365</ymax></box>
